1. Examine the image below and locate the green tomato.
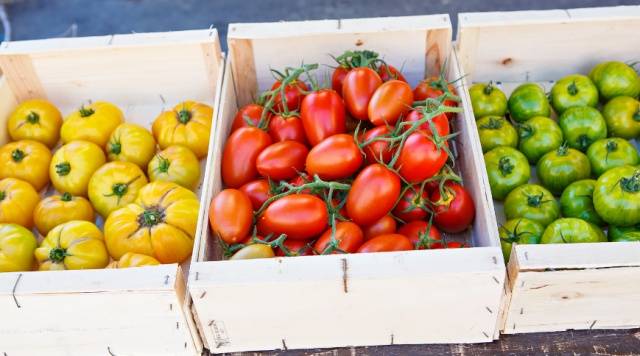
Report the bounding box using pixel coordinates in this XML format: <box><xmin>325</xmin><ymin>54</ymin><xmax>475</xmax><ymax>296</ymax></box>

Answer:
<box><xmin>560</xmin><ymin>179</ymin><xmax>605</xmax><ymax>227</ymax></box>
<box><xmin>586</xmin><ymin>138</ymin><xmax>639</xmax><ymax>176</ymax></box>
<box><xmin>593</xmin><ymin>165</ymin><xmax>640</xmax><ymax>227</ymax></box>
<box><xmin>558</xmin><ymin>106</ymin><xmax>607</xmax><ymax>151</ymax></box>
<box><xmin>541</xmin><ymin>218</ymin><xmax>606</xmax><ymax>244</ymax></box>
<box><xmin>550</xmin><ymin>74</ymin><xmax>599</xmax><ymax>115</ymax></box>
<box><xmin>608</xmin><ymin>224</ymin><xmax>640</xmax><ymax>242</ymax></box>
<box><xmin>504</xmin><ymin>184</ymin><xmax>560</xmax><ymax>227</ymax></box>
<box><xmin>469</xmin><ymin>82</ymin><xmax>508</xmax><ymax>118</ymax></box>
<box><xmin>602</xmin><ymin>96</ymin><xmax>640</xmax><ymax>139</ymax></box>
<box><xmin>537</xmin><ymin>145</ymin><xmax>591</xmax><ymax>196</ymax></box>
<box><xmin>499</xmin><ymin>218</ymin><xmax>544</xmax><ymax>263</ymax></box>
<box><xmin>484</xmin><ymin>147</ymin><xmax>530</xmax><ymax>200</ymax></box>
<box><xmin>589</xmin><ymin>61</ymin><xmax>640</xmax><ymax>101</ymax></box>
<box><xmin>477</xmin><ymin>116</ymin><xmax>518</xmax><ymax>153</ymax></box>
<box><xmin>518</xmin><ymin>116</ymin><xmax>564</xmax><ymax>164</ymax></box>
<box><xmin>507</xmin><ymin>83</ymin><xmax>551</xmax><ymax>123</ymax></box>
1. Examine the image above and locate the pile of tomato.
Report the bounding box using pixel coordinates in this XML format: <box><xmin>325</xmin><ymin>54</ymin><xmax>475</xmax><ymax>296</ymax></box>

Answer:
<box><xmin>209</xmin><ymin>50</ymin><xmax>476</xmax><ymax>260</ymax></box>
<box><xmin>0</xmin><ymin>98</ymin><xmax>213</xmax><ymax>272</ymax></box>
<box><xmin>470</xmin><ymin>60</ymin><xmax>640</xmax><ymax>261</ymax></box>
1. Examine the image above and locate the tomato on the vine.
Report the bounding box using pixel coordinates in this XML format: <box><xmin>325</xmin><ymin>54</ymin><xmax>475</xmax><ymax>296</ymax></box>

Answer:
<box><xmin>347</xmin><ymin>163</ymin><xmax>401</xmax><ymax>226</ymax></box>
<box><xmin>306</xmin><ymin>134</ymin><xmax>363</xmax><ymax>180</ymax></box>
<box><xmin>413</xmin><ymin>76</ymin><xmax>458</xmax><ymax>119</ymax></box>
<box><xmin>362</xmin><ymin>215</ymin><xmax>397</xmax><ymax>240</ymax></box>
<box><xmin>431</xmin><ymin>182</ymin><xmax>475</xmax><ymax>233</ymax></box>
<box><xmin>222</xmin><ymin>127</ymin><xmax>272</xmax><ymax>188</ymax></box>
<box><xmin>231</xmin><ymin>103</ymin><xmax>265</xmax><ymax>132</ymax></box>
<box><xmin>313</xmin><ymin>221</ymin><xmax>364</xmax><ymax>254</ymax></box>
<box><xmin>331</xmin><ymin>67</ymin><xmax>350</xmax><ymax>94</ymax></box>
<box><xmin>271</xmin><ymin>79</ymin><xmax>309</xmax><ymax>112</ymax></box>
<box><xmin>357</xmin><ymin>233</ymin><xmax>413</xmax><ymax>253</ymax></box>
<box><xmin>393</xmin><ymin>188</ymin><xmax>430</xmax><ymax>222</ymax></box>
<box><xmin>268</xmin><ymin>113</ymin><xmax>308</xmax><ymax>145</ymax></box>
<box><xmin>403</xmin><ymin>110</ymin><xmax>450</xmax><ymax>138</ymax></box>
<box><xmin>256</xmin><ymin>140</ymin><xmax>308</xmax><ymax>181</ymax></box>
<box><xmin>377</xmin><ymin>64</ymin><xmax>406</xmax><ymax>83</ymax></box>
<box><xmin>361</xmin><ymin>125</ymin><xmax>394</xmax><ymax>164</ymax></box>
<box><xmin>239</xmin><ymin>179</ymin><xmax>272</xmax><ymax>211</ymax></box>
<box><xmin>276</xmin><ymin>238</ymin><xmax>314</xmax><ymax>257</ymax></box>
<box><xmin>368</xmin><ymin>80</ymin><xmax>413</xmax><ymax>126</ymax></box>
<box><xmin>398</xmin><ymin>221</ymin><xmax>459</xmax><ymax>249</ymax></box>
<box><xmin>397</xmin><ymin>131</ymin><xmax>448</xmax><ymax>183</ymax></box>
<box><xmin>300</xmin><ymin>89</ymin><xmax>347</xmax><ymax>146</ymax></box>
<box><xmin>342</xmin><ymin>67</ymin><xmax>382</xmax><ymax>120</ymax></box>
<box><xmin>258</xmin><ymin>194</ymin><xmax>328</xmax><ymax>240</ymax></box>
<box><xmin>209</xmin><ymin>189</ymin><xmax>253</xmax><ymax>244</ymax></box>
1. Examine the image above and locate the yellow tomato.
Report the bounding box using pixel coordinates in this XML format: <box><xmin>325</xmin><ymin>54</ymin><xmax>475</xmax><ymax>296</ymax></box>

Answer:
<box><xmin>7</xmin><ymin>99</ymin><xmax>63</xmax><ymax>148</ymax></box>
<box><xmin>104</xmin><ymin>181</ymin><xmax>199</xmax><ymax>263</ymax></box>
<box><xmin>50</xmin><ymin>141</ymin><xmax>106</xmax><ymax>196</ymax></box>
<box><xmin>148</xmin><ymin>145</ymin><xmax>200</xmax><ymax>190</ymax></box>
<box><xmin>88</xmin><ymin>161</ymin><xmax>148</xmax><ymax>218</ymax></box>
<box><xmin>152</xmin><ymin>101</ymin><xmax>213</xmax><ymax>158</ymax></box>
<box><xmin>61</xmin><ymin>101</ymin><xmax>124</xmax><ymax>147</ymax></box>
<box><xmin>33</xmin><ymin>193</ymin><xmax>95</xmax><ymax>236</ymax></box>
<box><xmin>0</xmin><ymin>140</ymin><xmax>52</xmax><ymax>191</ymax></box>
<box><xmin>0</xmin><ymin>178</ymin><xmax>40</xmax><ymax>227</ymax></box>
<box><xmin>108</xmin><ymin>252</ymin><xmax>160</xmax><ymax>269</ymax></box>
<box><xmin>0</xmin><ymin>224</ymin><xmax>37</xmax><ymax>272</ymax></box>
<box><xmin>107</xmin><ymin>123</ymin><xmax>157</xmax><ymax>169</ymax></box>
<box><xmin>35</xmin><ymin>220</ymin><xmax>109</xmax><ymax>271</ymax></box>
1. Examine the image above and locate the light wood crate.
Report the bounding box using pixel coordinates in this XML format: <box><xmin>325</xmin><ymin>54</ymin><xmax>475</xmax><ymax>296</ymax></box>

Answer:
<box><xmin>456</xmin><ymin>6</ymin><xmax>640</xmax><ymax>334</ymax></box>
<box><xmin>188</xmin><ymin>15</ymin><xmax>506</xmax><ymax>353</ymax></box>
<box><xmin>0</xmin><ymin>29</ymin><xmax>225</xmax><ymax>356</ymax></box>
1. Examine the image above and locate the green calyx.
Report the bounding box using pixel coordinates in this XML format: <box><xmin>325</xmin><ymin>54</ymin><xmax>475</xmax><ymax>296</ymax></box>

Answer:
<box><xmin>483</xmin><ymin>82</ymin><xmax>494</xmax><ymax>95</ymax></box>
<box><xmin>178</xmin><ymin>109</ymin><xmax>192</xmax><ymax>124</ymax></box>
<box><xmin>49</xmin><ymin>247</ymin><xmax>68</xmax><ymax>263</ymax></box>
<box><xmin>518</xmin><ymin>125</ymin><xmax>534</xmax><ymax>140</ymax></box>
<box><xmin>634</xmin><ymin>109</ymin><xmax>640</xmax><ymax>122</ymax></box>
<box><xmin>109</xmin><ymin>141</ymin><xmax>122</xmax><ymax>155</ymax></box>
<box><xmin>11</xmin><ymin>149</ymin><xmax>26</xmax><ymax>162</ymax></box>
<box><xmin>556</xmin><ymin>143</ymin><xmax>569</xmax><ymax>156</ymax></box>
<box><xmin>526</xmin><ymin>193</ymin><xmax>544</xmax><ymax>208</ymax></box>
<box><xmin>0</xmin><ymin>191</ymin><xmax>5</xmax><ymax>201</ymax></box>
<box><xmin>567</xmin><ymin>81</ymin><xmax>578</xmax><ymax>96</ymax></box>
<box><xmin>480</xmin><ymin>117</ymin><xmax>503</xmax><ymax>130</ymax></box>
<box><xmin>61</xmin><ymin>192</ymin><xmax>72</xmax><ymax>202</ymax></box>
<box><xmin>498</xmin><ymin>156</ymin><xmax>514</xmax><ymax>176</ymax></box>
<box><xmin>26</xmin><ymin>111</ymin><xmax>39</xmax><ymax>124</ymax></box>
<box><xmin>138</xmin><ymin>206</ymin><xmax>165</xmax><ymax>227</ymax></box>
<box><xmin>56</xmin><ymin>162</ymin><xmax>71</xmax><ymax>176</ymax></box>
<box><xmin>111</xmin><ymin>183</ymin><xmax>128</xmax><ymax>197</ymax></box>
<box><xmin>620</xmin><ymin>171</ymin><xmax>640</xmax><ymax>193</ymax></box>
<box><xmin>79</xmin><ymin>106</ymin><xmax>95</xmax><ymax>118</ymax></box>
<box><xmin>156</xmin><ymin>155</ymin><xmax>170</xmax><ymax>173</ymax></box>
<box><xmin>606</xmin><ymin>140</ymin><xmax>618</xmax><ymax>152</ymax></box>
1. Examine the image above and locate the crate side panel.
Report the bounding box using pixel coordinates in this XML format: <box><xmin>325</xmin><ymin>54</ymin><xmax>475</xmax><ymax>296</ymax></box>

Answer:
<box><xmin>514</xmin><ymin>242</ymin><xmax>640</xmax><ymax>271</ymax></box>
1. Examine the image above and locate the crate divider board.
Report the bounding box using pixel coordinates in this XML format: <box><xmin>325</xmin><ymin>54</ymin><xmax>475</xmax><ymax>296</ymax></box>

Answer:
<box><xmin>0</xmin><ymin>29</ymin><xmax>225</xmax><ymax>356</ymax></box>
<box><xmin>189</xmin><ymin>15</ymin><xmax>506</xmax><ymax>353</ymax></box>
<box><xmin>456</xmin><ymin>5</ymin><xmax>640</xmax><ymax>335</ymax></box>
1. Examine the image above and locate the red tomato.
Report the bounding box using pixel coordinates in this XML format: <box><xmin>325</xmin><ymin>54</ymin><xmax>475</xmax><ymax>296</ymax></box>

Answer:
<box><xmin>300</xmin><ymin>89</ymin><xmax>347</xmax><ymax>146</ymax></box>
<box><xmin>314</xmin><ymin>221</ymin><xmax>364</xmax><ymax>254</ymax></box>
<box><xmin>268</xmin><ymin>113</ymin><xmax>308</xmax><ymax>145</ymax></box>
<box><xmin>346</xmin><ymin>164</ymin><xmax>401</xmax><ymax>226</ymax></box>
<box><xmin>222</xmin><ymin>127</ymin><xmax>272</xmax><ymax>188</ymax></box>
<box><xmin>271</xmin><ymin>80</ymin><xmax>308</xmax><ymax>112</ymax></box>
<box><xmin>257</xmin><ymin>194</ymin><xmax>328</xmax><ymax>240</ymax></box>
<box><xmin>331</xmin><ymin>66</ymin><xmax>350</xmax><ymax>94</ymax></box>
<box><xmin>256</xmin><ymin>140</ymin><xmax>308</xmax><ymax>181</ymax></box>
<box><xmin>231</xmin><ymin>103</ymin><xmax>266</xmax><ymax>132</ymax></box>
<box><xmin>397</xmin><ymin>131</ymin><xmax>448</xmax><ymax>183</ymax></box>
<box><xmin>393</xmin><ymin>188</ymin><xmax>430</xmax><ymax>222</ymax></box>
<box><xmin>239</xmin><ymin>179</ymin><xmax>271</xmax><ymax>211</ymax></box>
<box><xmin>413</xmin><ymin>77</ymin><xmax>458</xmax><ymax>119</ymax></box>
<box><xmin>209</xmin><ymin>189</ymin><xmax>253</xmax><ymax>244</ymax></box>
<box><xmin>357</xmin><ymin>233</ymin><xmax>413</xmax><ymax>253</ymax></box>
<box><xmin>368</xmin><ymin>80</ymin><xmax>413</xmax><ymax>126</ymax></box>
<box><xmin>361</xmin><ymin>125</ymin><xmax>394</xmax><ymax>164</ymax></box>
<box><xmin>362</xmin><ymin>215</ymin><xmax>397</xmax><ymax>241</ymax></box>
<box><xmin>306</xmin><ymin>134</ymin><xmax>363</xmax><ymax>180</ymax></box>
<box><xmin>377</xmin><ymin>64</ymin><xmax>407</xmax><ymax>83</ymax></box>
<box><xmin>275</xmin><ymin>239</ymin><xmax>314</xmax><ymax>257</ymax></box>
<box><xmin>398</xmin><ymin>220</ymin><xmax>445</xmax><ymax>249</ymax></box>
<box><xmin>288</xmin><ymin>175</ymin><xmax>312</xmax><ymax>194</ymax></box>
<box><xmin>431</xmin><ymin>182</ymin><xmax>475</xmax><ymax>233</ymax></box>
<box><xmin>403</xmin><ymin>110</ymin><xmax>450</xmax><ymax>138</ymax></box>
<box><xmin>342</xmin><ymin>67</ymin><xmax>382</xmax><ymax>120</ymax></box>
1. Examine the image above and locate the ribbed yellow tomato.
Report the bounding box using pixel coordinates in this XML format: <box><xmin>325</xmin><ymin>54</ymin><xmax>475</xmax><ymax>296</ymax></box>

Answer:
<box><xmin>108</xmin><ymin>252</ymin><xmax>160</xmax><ymax>268</ymax></box>
<box><xmin>107</xmin><ymin>123</ymin><xmax>157</xmax><ymax>169</ymax></box>
<box><xmin>88</xmin><ymin>161</ymin><xmax>148</xmax><ymax>218</ymax></box>
<box><xmin>0</xmin><ymin>140</ymin><xmax>52</xmax><ymax>191</ymax></box>
<box><xmin>152</xmin><ymin>101</ymin><xmax>213</xmax><ymax>158</ymax></box>
<box><xmin>33</xmin><ymin>193</ymin><xmax>95</xmax><ymax>236</ymax></box>
<box><xmin>104</xmin><ymin>181</ymin><xmax>199</xmax><ymax>263</ymax></box>
<box><xmin>61</xmin><ymin>101</ymin><xmax>124</xmax><ymax>147</ymax></box>
<box><xmin>0</xmin><ymin>224</ymin><xmax>37</xmax><ymax>272</ymax></box>
<box><xmin>7</xmin><ymin>99</ymin><xmax>63</xmax><ymax>148</ymax></box>
<box><xmin>0</xmin><ymin>178</ymin><xmax>40</xmax><ymax>227</ymax></box>
<box><xmin>35</xmin><ymin>220</ymin><xmax>109</xmax><ymax>271</ymax></box>
<box><xmin>148</xmin><ymin>145</ymin><xmax>200</xmax><ymax>190</ymax></box>
<box><xmin>50</xmin><ymin>141</ymin><xmax>106</xmax><ymax>196</ymax></box>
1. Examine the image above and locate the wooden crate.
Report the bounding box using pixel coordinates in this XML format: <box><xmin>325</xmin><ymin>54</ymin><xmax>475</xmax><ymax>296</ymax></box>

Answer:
<box><xmin>188</xmin><ymin>15</ymin><xmax>506</xmax><ymax>353</ymax></box>
<box><xmin>0</xmin><ymin>29</ymin><xmax>225</xmax><ymax>355</ymax></box>
<box><xmin>456</xmin><ymin>6</ymin><xmax>640</xmax><ymax>334</ymax></box>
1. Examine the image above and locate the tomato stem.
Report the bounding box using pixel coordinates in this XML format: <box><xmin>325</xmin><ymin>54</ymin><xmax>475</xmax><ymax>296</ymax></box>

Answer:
<box><xmin>178</xmin><ymin>108</ymin><xmax>192</xmax><ymax>124</ymax></box>
<box><xmin>556</xmin><ymin>143</ymin><xmax>569</xmax><ymax>156</ymax></box>
<box><xmin>138</xmin><ymin>206</ymin><xmax>165</xmax><ymax>227</ymax></box>
<box><xmin>55</xmin><ymin>162</ymin><xmax>71</xmax><ymax>176</ymax></box>
<box><xmin>620</xmin><ymin>171</ymin><xmax>640</xmax><ymax>193</ymax></box>
<box><xmin>518</xmin><ymin>124</ymin><xmax>534</xmax><ymax>140</ymax></box>
<box><xmin>498</xmin><ymin>156</ymin><xmax>514</xmax><ymax>176</ymax></box>
<box><xmin>333</xmin><ymin>50</ymin><xmax>380</xmax><ymax>69</ymax></box>
<box><xmin>479</xmin><ymin>117</ymin><xmax>503</xmax><ymax>130</ymax></box>
<box><xmin>0</xmin><ymin>191</ymin><xmax>5</xmax><ymax>202</ymax></box>
<box><xmin>26</xmin><ymin>111</ymin><xmax>39</xmax><ymax>124</ymax></box>
<box><xmin>483</xmin><ymin>81</ymin><xmax>495</xmax><ymax>95</ymax></box>
<box><xmin>79</xmin><ymin>106</ymin><xmax>95</xmax><ymax>118</ymax></box>
<box><xmin>155</xmin><ymin>155</ymin><xmax>171</xmax><ymax>173</ymax></box>
<box><xmin>49</xmin><ymin>247</ymin><xmax>68</xmax><ymax>264</ymax></box>
<box><xmin>109</xmin><ymin>141</ymin><xmax>122</xmax><ymax>155</ymax></box>
<box><xmin>576</xmin><ymin>135</ymin><xmax>591</xmax><ymax>151</ymax></box>
<box><xmin>61</xmin><ymin>192</ymin><xmax>72</xmax><ymax>202</ymax></box>
<box><xmin>567</xmin><ymin>81</ymin><xmax>578</xmax><ymax>96</ymax></box>
<box><xmin>104</xmin><ymin>175</ymin><xmax>142</xmax><ymax>204</ymax></box>
<box><xmin>11</xmin><ymin>149</ymin><xmax>25</xmax><ymax>162</ymax></box>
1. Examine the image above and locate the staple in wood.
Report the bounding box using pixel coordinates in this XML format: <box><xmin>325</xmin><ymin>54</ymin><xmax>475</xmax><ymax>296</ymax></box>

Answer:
<box><xmin>11</xmin><ymin>273</ymin><xmax>22</xmax><ymax>308</ymax></box>
<box><xmin>486</xmin><ymin>306</ymin><xmax>493</xmax><ymax>314</ymax></box>
<box><xmin>341</xmin><ymin>258</ymin><xmax>349</xmax><ymax>293</ymax></box>
<box><xmin>281</xmin><ymin>339</ymin><xmax>288</xmax><ymax>350</ymax></box>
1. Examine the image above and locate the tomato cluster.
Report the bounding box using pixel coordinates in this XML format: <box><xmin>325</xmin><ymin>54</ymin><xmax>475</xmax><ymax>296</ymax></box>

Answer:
<box><xmin>210</xmin><ymin>50</ymin><xmax>476</xmax><ymax>259</ymax></box>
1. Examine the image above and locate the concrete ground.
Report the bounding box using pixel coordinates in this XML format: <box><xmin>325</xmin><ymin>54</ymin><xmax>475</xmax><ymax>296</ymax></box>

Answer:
<box><xmin>5</xmin><ymin>0</ymin><xmax>640</xmax><ymax>49</ymax></box>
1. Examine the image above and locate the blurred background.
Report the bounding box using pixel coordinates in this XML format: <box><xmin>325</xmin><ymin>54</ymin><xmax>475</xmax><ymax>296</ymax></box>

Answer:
<box><xmin>1</xmin><ymin>0</ymin><xmax>638</xmax><ymax>48</ymax></box>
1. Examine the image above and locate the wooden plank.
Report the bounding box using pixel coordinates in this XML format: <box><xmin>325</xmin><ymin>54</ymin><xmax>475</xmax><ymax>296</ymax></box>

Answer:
<box><xmin>0</xmin><ymin>78</ymin><xmax>18</xmax><ymax>145</ymax></box>
<box><xmin>0</xmin><ymin>54</ymin><xmax>47</xmax><ymax>102</ymax></box>
<box><xmin>425</xmin><ymin>28</ymin><xmax>451</xmax><ymax>76</ymax></box>
<box><xmin>514</xmin><ymin>243</ymin><xmax>640</xmax><ymax>271</ymax></box>
<box><xmin>227</xmin><ymin>38</ymin><xmax>257</xmax><ymax>107</ymax></box>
